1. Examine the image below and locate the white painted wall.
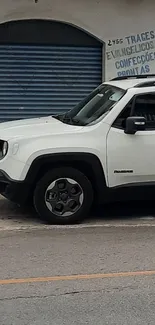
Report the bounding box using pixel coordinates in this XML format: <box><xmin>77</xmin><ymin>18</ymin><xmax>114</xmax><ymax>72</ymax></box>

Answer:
<box><xmin>1</xmin><ymin>0</ymin><xmax>155</xmax><ymax>80</ymax></box>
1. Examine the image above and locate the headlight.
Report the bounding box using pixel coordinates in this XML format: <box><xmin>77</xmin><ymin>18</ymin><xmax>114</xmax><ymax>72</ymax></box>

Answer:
<box><xmin>0</xmin><ymin>141</ymin><xmax>8</xmax><ymax>159</ymax></box>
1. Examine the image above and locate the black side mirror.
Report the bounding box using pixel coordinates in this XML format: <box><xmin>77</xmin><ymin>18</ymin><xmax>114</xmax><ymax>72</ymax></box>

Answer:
<box><xmin>125</xmin><ymin>116</ymin><xmax>146</xmax><ymax>134</ymax></box>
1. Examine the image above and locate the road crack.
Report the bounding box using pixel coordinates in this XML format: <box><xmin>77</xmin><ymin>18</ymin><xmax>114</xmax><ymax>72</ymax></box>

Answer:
<box><xmin>0</xmin><ymin>289</ymin><xmax>109</xmax><ymax>301</ymax></box>
<box><xmin>0</xmin><ymin>285</ymin><xmax>138</xmax><ymax>302</ymax></box>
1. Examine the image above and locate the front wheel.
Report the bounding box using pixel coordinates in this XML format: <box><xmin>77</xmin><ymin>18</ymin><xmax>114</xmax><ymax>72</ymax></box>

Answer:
<box><xmin>33</xmin><ymin>167</ymin><xmax>94</xmax><ymax>224</ymax></box>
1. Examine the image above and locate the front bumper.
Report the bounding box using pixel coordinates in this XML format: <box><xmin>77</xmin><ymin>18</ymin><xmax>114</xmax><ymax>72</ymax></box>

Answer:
<box><xmin>0</xmin><ymin>170</ymin><xmax>30</xmax><ymax>204</ymax></box>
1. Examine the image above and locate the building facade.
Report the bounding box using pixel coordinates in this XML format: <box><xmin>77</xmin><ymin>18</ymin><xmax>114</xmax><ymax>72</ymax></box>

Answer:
<box><xmin>0</xmin><ymin>0</ymin><xmax>154</xmax><ymax>120</ymax></box>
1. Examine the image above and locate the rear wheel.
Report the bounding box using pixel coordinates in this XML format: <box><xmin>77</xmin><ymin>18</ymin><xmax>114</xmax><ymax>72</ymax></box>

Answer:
<box><xmin>33</xmin><ymin>167</ymin><xmax>93</xmax><ymax>224</ymax></box>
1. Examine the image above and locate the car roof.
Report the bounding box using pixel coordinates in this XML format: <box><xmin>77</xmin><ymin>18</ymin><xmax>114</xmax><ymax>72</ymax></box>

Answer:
<box><xmin>104</xmin><ymin>75</ymin><xmax>155</xmax><ymax>90</ymax></box>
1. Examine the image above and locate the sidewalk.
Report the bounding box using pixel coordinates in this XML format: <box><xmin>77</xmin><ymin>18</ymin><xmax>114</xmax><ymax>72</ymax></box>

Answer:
<box><xmin>0</xmin><ymin>195</ymin><xmax>42</xmax><ymax>230</ymax></box>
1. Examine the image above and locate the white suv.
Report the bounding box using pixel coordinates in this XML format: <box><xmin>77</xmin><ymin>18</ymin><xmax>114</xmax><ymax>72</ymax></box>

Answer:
<box><xmin>0</xmin><ymin>74</ymin><xmax>155</xmax><ymax>224</ymax></box>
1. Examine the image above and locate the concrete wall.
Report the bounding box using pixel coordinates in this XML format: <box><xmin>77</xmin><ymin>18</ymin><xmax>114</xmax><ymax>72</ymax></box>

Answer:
<box><xmin>1</xmin><ymin>0</ymin><xmax>155</xmax><ymax>80</ymax></box>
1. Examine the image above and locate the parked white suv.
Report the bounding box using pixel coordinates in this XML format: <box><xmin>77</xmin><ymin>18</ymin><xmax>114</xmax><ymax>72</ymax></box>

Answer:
<box><xmin>0</xmin><ymin>74</ymin><xmax>155</xmax><ymax>224</ymax></box>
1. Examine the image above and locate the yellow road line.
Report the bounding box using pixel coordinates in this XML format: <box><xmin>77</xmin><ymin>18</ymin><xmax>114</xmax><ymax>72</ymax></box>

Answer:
<box><xmin>0</xmin><ymin>270</ymin><xmax>155</xmax><ymax>285</ymax></box>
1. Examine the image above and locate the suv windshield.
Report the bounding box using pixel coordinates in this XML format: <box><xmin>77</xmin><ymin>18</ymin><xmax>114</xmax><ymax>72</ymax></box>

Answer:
<box><xmin>55</xmin><ymin>84</ymin><xmax>126</xmax><ymax>126</ymax></box>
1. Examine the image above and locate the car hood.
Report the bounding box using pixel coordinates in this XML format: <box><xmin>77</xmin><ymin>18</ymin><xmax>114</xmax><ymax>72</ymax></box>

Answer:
<box><xmin>0</xmin><ymin>116</ymin><xmax>83</xmax><ymax>140</ymax></box>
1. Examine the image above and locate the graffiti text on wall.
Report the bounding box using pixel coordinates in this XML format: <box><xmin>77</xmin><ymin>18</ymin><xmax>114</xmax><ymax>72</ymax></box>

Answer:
<box><xmin>106</xmin><ymin>31</ymin><xmax>155</xmax><ymax>77</ymax></box>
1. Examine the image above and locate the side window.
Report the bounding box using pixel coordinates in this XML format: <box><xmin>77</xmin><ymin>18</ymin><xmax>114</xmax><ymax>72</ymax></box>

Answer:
<box><xmin>113</xmin><ymin>99</ymin><xmax>133</xmax><ymax>129</ymax></box>
<box><xmin>133</xmin><ymin>94</ymin><xmax>155</xmax><ymax>130</ymax></box>
<box><xmin>113</xmin><ymin>93</ymin><xmax>155</xmax><ymax>130</ymax></box>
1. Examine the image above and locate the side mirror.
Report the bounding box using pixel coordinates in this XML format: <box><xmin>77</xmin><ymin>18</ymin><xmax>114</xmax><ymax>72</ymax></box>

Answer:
<box><xmin>125</xmin><ymin>116</ymin><xmax>146</xmax><ymax>134</ymax></box>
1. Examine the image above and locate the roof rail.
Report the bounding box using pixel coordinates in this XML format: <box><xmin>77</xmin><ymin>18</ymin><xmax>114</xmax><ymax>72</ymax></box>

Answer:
<box><xmin>111</xmin><ymin>74</ymin><xmax>155</xmax><ymax>81</ymax></box>
<box><xmin>135</xmin><ymin>81</ymin><xmax>155</xmax><ymax>88</ymax></box>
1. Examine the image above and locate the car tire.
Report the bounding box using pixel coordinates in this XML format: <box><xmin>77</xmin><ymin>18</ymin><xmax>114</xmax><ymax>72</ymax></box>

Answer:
<box><xmin>33</xmin><ymin>167</ymin><xmax>94</xmax><ymax>224</ymax></box>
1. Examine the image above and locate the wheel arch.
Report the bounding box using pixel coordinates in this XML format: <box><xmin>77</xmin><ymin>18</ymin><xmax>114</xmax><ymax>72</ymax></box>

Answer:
<box><xmin>26</xmin><ymin>152</ymin><xmax>107</xmax><ymax>203</ymax></box>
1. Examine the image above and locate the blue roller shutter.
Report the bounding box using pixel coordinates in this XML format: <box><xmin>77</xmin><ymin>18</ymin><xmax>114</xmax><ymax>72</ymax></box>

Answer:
<box><xmin>0</xmin><ymin>44</ymin><xmax>102</xmax><ymax>121</ymax></box>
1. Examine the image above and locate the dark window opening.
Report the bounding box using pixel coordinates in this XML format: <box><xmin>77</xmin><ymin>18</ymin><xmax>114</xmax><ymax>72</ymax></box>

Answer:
<box><xmin>0</xmin><ymin>20</ymin><xmax>102</xmax><ymax>47</ymax></box>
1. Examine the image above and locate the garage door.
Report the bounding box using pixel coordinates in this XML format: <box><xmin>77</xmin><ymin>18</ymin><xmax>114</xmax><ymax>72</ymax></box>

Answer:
<box><xmin>0</xmin><ymin>44</ymin><xmax>102</xmax><ymax>121</ymax></box>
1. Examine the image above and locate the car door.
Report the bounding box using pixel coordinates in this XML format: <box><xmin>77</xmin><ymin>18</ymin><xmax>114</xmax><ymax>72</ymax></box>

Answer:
<box><xmin>107</xmin><ymin>92</ymin><xmax>155</xmax><ymax>187</ymax></box>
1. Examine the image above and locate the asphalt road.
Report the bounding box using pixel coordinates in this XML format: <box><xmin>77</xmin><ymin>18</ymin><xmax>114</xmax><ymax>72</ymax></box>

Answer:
<box><xmin>0</xmin><ymin>225</ymin><xmax>155</xmax><ymax>325</ymax></box>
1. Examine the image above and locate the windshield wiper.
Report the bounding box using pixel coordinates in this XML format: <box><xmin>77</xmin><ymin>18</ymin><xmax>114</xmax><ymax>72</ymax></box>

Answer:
<box><xmin>64</xmin><ymin>116</ymin><xmax>84</xmax><ymax>125</ymax></box>
<box><xmin>52</xmin><ymin>114</ymin><xmax>62</xmax><ymax>120</ymax></box>
<box><xmin>53</xmin><ymin>113</ymin><xmax>84</xmax><ymax>126</ymax></box>
<box><xmin>59</xmin><ymin>114</ymin><xmax>82</xmax><ymax>125</ymax></box>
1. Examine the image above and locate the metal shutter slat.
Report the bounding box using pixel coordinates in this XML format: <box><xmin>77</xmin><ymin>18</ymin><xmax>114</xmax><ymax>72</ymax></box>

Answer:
<box><xmin>0</xmin><ymin>45</ymin><xmax>102</xmax><ymax>121</ymax></box>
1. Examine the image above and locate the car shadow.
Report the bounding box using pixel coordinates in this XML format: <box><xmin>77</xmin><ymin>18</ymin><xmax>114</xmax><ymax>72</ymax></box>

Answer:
<box><xmin>91</xmin><ymin>200</ymin><xmax>155</xmax><ymax>221</ymax></box>
<box><xmin>0</xmin><ymin>197</ymin><xmax>155</xmax><ymax>226</ymax></box>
